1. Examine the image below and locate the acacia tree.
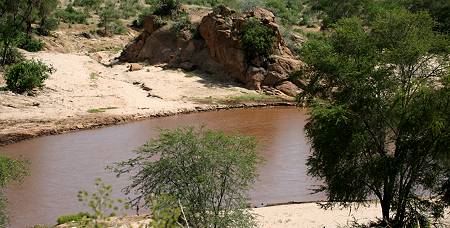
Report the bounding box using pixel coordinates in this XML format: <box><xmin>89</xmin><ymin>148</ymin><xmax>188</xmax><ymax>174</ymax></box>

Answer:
<box><xmin>299</xmin><ymin>7</ymin><xmax>450</xmax><ymax>227</ymax></box>
<box><xmin>0</xmin><ymin>0</ymin><xmax>57</xmax><ymax>65</ymax></box>
<box><xmin>111</xmin><ymin>127</ymin><xmax>261</xmax><ymax>228</ymax></box>
<box><xmin>0</xmin><ymin>0</ymin><xmax>29</xmax><ymax>65</ymax></box>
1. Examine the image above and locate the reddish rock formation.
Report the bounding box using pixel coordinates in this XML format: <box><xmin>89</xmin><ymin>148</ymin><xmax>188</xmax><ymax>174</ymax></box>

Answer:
<box><xmin>120</xmin><ymin>6</ymin><xmax>302</xmax><ymax>96</ymax></box>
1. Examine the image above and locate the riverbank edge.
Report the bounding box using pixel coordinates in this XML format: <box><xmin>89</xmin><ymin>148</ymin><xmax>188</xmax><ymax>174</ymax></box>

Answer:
<box><xmin>0</xmin><ymin>102</ymin><xmax>298</xmax><ymax>147</ymax></box>
<box><xmin>53</xmin><ymin>201</ymin><xmax>384</xmax><ymax>228</ymax></box>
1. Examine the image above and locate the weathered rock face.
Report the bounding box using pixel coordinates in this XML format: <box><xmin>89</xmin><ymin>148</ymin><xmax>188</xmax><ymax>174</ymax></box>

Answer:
<box><xmin>120</xmin><ymin>6</ymin><xmax>302</xmax><ymax>96</ymax></box>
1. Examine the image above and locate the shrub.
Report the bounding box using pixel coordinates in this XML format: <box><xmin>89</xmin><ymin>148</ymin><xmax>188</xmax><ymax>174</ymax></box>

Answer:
<box><xmin>153</xmin><ymin>0</ymin><xmax>181</xmax><ymax>16</ymax></box>
<box><xmin>73</xmin><ymin>0</ymin><xmax>104</xmax><ymax>11</ymax></box>
<box><xmin>0</xmin><ymin>46</ymin><xmax>24</xmax><ymax>66</ymax></box>
<box><xmin>111</xmin><ymin>127</ymin><xmax>261</xmax><ymax>228</ymax></box>
<box><xmin>16</xmin><ymin>36</ymin><xmax>45</xmax><ymax>52</ymax></box>
<box><xmin>111</xmin><ymin>20</ymin><xmax>127</xmax><ymax>35</ymax></box>
<box><xmin>171</xmin><ymin>13</ymin><xmax>195</xmax><ymax>38</ymax></box>
<box><xmin>57</xmin><ymin>4</ymin><xmax>89</xmax><ymax>24</ymax></box>
<box><xmin>37</xmin><ymin>17</ymin><xmax>60</xmax><ymax>36</ymax></box>
<box><xmin>148</xmin><ymin>194</ymin><xmax>183</xmax><ymax>228</ymax></box>
<box><xmin>98</xmin><ymin>1</ymin><xmax>123</xmax><ymax>36</ymax></box>
<box><xmin>242</xmin><ymin>17</ymin><xmax>277</xmax><ymax>58</ymax></box>
<box><xmin>119</xmin><ymin>0</ymin><xmax>141</xmax><ymax>19</ymax></box>
<box><xmin>5</xmin><ymin>60</ymin><xmax>54</xmax><ymax>93</ymax></box>
<box><xmin>132</xmin><ymin>7</ymin><xmax>155</xmax><ymax>28</ymax></box>
<box><xmin>77</xmin><ymin>178</ymin><xmax>128</xmax><ymax>221</ymax></box>
<box><xmin>56</xmin><ymin>212</ymin><xmax>91</xmax><ymax>225</ymax></box>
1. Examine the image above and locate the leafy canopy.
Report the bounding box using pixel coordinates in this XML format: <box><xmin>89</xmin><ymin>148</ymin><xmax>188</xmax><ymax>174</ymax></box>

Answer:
<box><xmin>300</xmin><ymin>7</ymin><xmax>450</xmax><ymax>227</ymax></box>
<box><xmin>111</xmin><ymin>127</ymin><xmax>261</xmax><ymax>228</ymax></box>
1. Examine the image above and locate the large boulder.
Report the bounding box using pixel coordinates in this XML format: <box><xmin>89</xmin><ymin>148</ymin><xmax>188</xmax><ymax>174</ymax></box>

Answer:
<box><xmin>119</xmin><ymin>6</ymin><xmax>302</xmax><ymax>96</ymax></box>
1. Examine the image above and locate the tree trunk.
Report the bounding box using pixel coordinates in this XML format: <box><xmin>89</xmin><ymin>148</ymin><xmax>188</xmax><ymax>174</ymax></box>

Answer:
<box><xmin>381</xmin><ymin>199</ymin><xmax>391</xmax><ymax>222</ymax></box>
<box><xmin>382</xmin><ymin>176</ymin><xmax>394</xmax><ymax>224</ymax></box>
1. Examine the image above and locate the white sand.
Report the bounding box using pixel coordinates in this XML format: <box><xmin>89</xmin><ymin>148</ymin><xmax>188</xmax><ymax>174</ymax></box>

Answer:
<box><xmin>253</xmin><ymin>203</ymin><xmax>381</xmax><ymax>228</ymax></box>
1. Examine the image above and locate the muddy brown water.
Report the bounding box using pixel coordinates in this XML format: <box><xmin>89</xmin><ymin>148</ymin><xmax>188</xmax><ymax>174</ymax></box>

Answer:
<box><xmin>1</xmin><ymin>107</ymin><xmax>324</xmax><ymax>227</ymax></box>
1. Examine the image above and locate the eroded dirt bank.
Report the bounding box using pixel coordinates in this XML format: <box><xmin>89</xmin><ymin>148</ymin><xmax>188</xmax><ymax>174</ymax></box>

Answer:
<box><xmin>0</xmin><ymin>51</ymin><xmax>294</xmax><ymax>146</ymax></box>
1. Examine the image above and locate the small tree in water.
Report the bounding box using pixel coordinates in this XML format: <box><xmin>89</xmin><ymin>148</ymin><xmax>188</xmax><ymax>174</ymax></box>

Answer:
<box><xmin>111</xmin><ymin>127</ymin><xmax>262</xmax><ymax>228</ymax></box>
<box><xmin>299</xmin><ymin>7</ymin><xmax>450</xmax><ymax>227</ymax></box>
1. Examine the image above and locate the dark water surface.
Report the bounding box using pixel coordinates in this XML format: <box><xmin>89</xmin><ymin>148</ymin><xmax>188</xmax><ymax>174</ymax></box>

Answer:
<box><xmin>1</xmin><ymin>107</ymin><xmax>324</xmax><ymax>227</ymax></box>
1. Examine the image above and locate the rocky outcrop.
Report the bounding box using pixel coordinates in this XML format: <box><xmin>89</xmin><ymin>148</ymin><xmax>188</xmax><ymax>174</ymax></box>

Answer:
<box><xmin>120</xmin><ymin>6</ymin><xmax>302</xmax><ymax>96</ymax></box>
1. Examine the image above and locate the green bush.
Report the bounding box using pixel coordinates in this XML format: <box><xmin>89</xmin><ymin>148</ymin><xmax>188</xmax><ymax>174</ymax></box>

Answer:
<box><xmin>57</xmin><ymin>4</ymin><xmax>89</xmax><ymax>24</ymax></box>
<box><xmin>77</xmin><ymin>178</ymin><xmax>128</xmax><ymax>221</ymax></box>
<box><xmin>132</xmin><ymin>7</ymin><xmax>155</xmax><ymax>28</ymax></box>
<box><xmin>148</xmin><ymin>194</ymin><xmax>182</xmax><ymax>228</ymax></box>
<box><xmin>56</xmin><ymin>212</ymin><xmax>91</xmax><ymax>225</ymax></box>
<box><xmin>0</xmin><ymin>46</ymin><xmax>24</xmax><ymax>66</ymax></box>
<box><xmin>111</xmin><ymin>20</ymin><xmax>127</xmax><ymax>35</ymax></box>
<box><xmin>171</xmin><ymin>13</ymin><xmax>195</xmax><ymax>37</ymax></box>
<box><xmin>111</xmin><ymin>127</ymin><xmax>261</xmax><ymax>228</ymax></box>
<box><xmin>98</xmin><ymin>1</ymin><xmax>122</xmax><ymax>36</ymax></box>
<box><xmin>73</xmin><ymin>0</ymin><xmax>104</xmax><ymax>11</ymax></box>
<box><xmin>153</xmin><ymin>0</ymin><xmax>181</xmax><ymax>16</ymax></box>
<box><xmin>5</xmin><ymin>60</ymin><xmax>54</xmax><ymax>93</ymax></box>
<box><xmin>119</xmin><ymin>0</ymin><xmax>141</xmax><ymax>19</ymax></box>
<box><xmin>16</xmin><ymin>36</ymin><xmax>45</xmax><ymax>52</ymax></box>
<box><xmin>132</xmin><ymin>5</ymin><xmax>168</xmax><ymax>29</ymax></box>
<box><xmin>37</xmin><ymin>17</ymin><xmax>60</xmax><ymax>36</ymax></box>
<box><xmin>242</xmin><ymin>17</ymin><xmax>277</xmax><ymax>58</ymax></box>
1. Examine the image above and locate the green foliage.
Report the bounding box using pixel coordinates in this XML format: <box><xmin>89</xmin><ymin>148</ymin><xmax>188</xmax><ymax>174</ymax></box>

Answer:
<box><xmin>57</xmin><ymin>4</ymin><xmax>89</xmax><ymax>24</ymax></box>
<box><xmin>0</xmin><ymin>155</ymin><xmax>29</xmax><ymax>227</ymax></box>
<box><xmin>299</xmin><ymin>8</ymin><xmax>450</xmax><ymax>227</ymax></box>
<box><xmin>0</xmin><ymin>0</ymin><xmax>58</xmax><ymax>65</ymax></box>
<box><xmin>311</xmin><ymin>0</ymin><xmax>374</xmax><ymax>28</ymax></box>
<box><xmin>182</xmin><ymin>0</ymin><xmax>218</xmax><ymax>6</ymax></box>
<box><xmin>37</xmin><ymin>17</ymin><xmax>60</xmax><ymax>36</ymax></box>
<box><xmin>242</xmin><ymin>17</ymin><xmax>277</xmax><ymax>58</ymax></box>
<box><xmin>180</xmin><ymin>0</ymin><xmax>309</xmax><ymax>25</ymax></box>
<box><xmin>149</xmin><ymin>194</ymin><xmax>183</xmax><ymax>228</ymax></box>
<box><xmin>77</xmin><ymin>178</ymin><xmax>127</xmax><ymax>221</ymax></box>
<box><xmin>35</xmin><ymin>0</ymin><xmax>60</xmax><ymax>36</ymax></box>
<box><xmin>111</xmin><ymin>127</ymin><xmax>261</xmax><ymax>228</ymax></box>
<box><xmin>171</xmin><ymin>13</ymin><xmax>195</xmax><ymax>38</ymax></box>
<box><xmin>0</xmin><ymin>46</ymin><xmax>24</xmax><ymax>66</ymax></box>
<box><xmin>73</xmin><ymin>0</ymin><xmax>104</xmax><ymax>11</ymax></box>
<box><xmin>98</xmin><ymin>1</ymin><xmax>124</xmax><ymax>36</ymax></box>
<box><xmin>394</xmin><ymin>0</ymin><xmax>450</xmax><ymax>33</ymax></box>
<box><xmin>119</xmin><ymin>0</ymin><xmax>141</xmax><ymax>19</ymax></box>
<box><xmin>311</xmin><ymin>0</ymin><xmax>450</xmax><ymax>32</ymax></box>
<box><xmin>5</xmin><ymin>60</ymin><xmax>54</xmax><ymax>93</ymax></box>
<box><xmin>0</xmin><ymin>0</ymin><xmax>30</xmax><ymax>66</ymax></box>
<box><xmin>56</xmin><ymin>212</ymin><xmax>91</xmax><ymax>225</ymax></box>
<box><xmin>133</xmin><ymin>7</ymin><xmax>156</xmax><ymax>28</ymax></box>
<box><xmin>264</xmin><ymin>0</ymin><xmax>304</xmax><ymax>25</ymax></box>
<box><xmin>153</xmin><ymin>0</ymin><xmax>182</xmax><ymax>16</ymax></box>
<box><xmin>0</xmin><ymin>156</ymin><xmax>28</xmax><ymax>189</ymax></box>
<box><xmin>76</xmin><ymin>178</ymin><xmax>128</xmax><ymax>227</ymax></box>
<box><xmin>16</xmin><ymin>35</ymin><xmax>45</xmax><ymax>52</ymax></box>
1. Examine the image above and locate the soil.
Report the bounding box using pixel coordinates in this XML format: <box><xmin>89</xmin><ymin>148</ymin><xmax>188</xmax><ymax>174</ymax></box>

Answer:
<box><xmin>0</xmin><ymin>49</ymin><xmax>294</xmax><ymax>146</ymax></box>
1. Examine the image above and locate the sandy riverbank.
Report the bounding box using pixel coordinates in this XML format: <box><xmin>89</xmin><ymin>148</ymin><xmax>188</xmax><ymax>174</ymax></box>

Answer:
<box><xmin>0</xmin><ymin>51</ymin><xmax>294</xmax><ymax>146</ymax></box>
<box><xmin>56</xmin><ymin>202</ymin><xmax>450</xmax><ymax>228</ymax></box>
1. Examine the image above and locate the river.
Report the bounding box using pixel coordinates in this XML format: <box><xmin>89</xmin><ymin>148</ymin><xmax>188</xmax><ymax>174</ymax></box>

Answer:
<box><xmin>1</xmin><ymin>107</ymin><xmax>324</xmax><ymax>227</ymax></box>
